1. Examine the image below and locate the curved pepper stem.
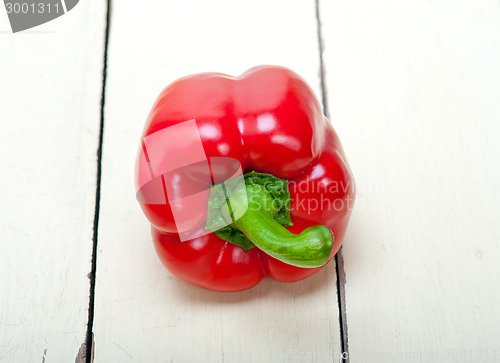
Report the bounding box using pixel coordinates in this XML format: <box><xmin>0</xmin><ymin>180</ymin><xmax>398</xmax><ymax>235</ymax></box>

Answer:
<box><xmin>234</xmin><ymin>206</ymin><xmax>333</xmax><ymax>268</ymax></box>
<box><xmin>205</xmin><ymin>171</ymin><xmax>333</xmax><ymax>268</ymax></box>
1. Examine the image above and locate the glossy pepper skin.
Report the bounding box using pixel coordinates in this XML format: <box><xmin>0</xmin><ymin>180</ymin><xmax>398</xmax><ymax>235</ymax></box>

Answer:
<box><xmin>136</xmin><ymin>65</ymin><xmax>355</xmax><ymax>292</ymax></box>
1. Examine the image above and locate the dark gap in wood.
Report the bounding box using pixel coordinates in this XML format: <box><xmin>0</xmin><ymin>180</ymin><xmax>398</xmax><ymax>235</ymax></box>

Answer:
<box><xmin>335</xmin><ymin>249</ymin><xmax>349</xmax><ymax>361</ymax></box>
<box><xmin>85</xmin><ymin>1</ymin><xmax>112</xmax><ymax>362</ymax></box>
<box><xmin>314</xmin><ymin>0</ymin><xmax>350</xmax><ymax>360</ymax></box>
<box><xmin>315</xmin><ymin>0</ymin><xmax>329</xmax><ymax>120</ymax></box>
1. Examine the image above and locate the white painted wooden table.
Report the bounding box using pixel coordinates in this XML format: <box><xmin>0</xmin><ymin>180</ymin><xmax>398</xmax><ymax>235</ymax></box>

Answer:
<box><xmin>1</xmin><ymin>1</ymin><xmax>499</xmax><ymax>362</ymax></box>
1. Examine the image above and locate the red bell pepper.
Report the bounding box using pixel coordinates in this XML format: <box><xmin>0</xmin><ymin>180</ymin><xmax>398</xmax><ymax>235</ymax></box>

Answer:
<box><xmin>135</xmin><ymin>65</ymin><xmax>355</xmax><ymax>292</ymax></box>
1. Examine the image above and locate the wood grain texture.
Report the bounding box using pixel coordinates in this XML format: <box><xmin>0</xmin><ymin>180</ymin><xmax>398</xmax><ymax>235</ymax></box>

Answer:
<box><xmin>320</xmin><ymin>0</ymin><xmax>500</xmax><ymax>361</ymax></box>
<box><xmin>0</xmin><ymin>2</ymin><xmax>107</xmax><ymax>361</ymax></box>
<box><xmin>93</xmin><ymin>0</ymin><xmax>342</xmax><ymax>361</ymax></box>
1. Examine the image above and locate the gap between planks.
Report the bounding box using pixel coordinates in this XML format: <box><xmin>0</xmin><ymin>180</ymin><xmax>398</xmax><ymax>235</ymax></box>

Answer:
<box><xmin>315</xmin><ymin>0</ymin><xmax>349</xmax><ymax>359</ymax></box>
<box><xmin>83</xmin><ymin>0</ymin><xmax>112</xmax><ymax>362</ymax></box>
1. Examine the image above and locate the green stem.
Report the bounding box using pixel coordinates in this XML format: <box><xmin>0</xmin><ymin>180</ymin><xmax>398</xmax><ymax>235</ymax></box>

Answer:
<box><xmin>205</xmin><ymin>171</ymin><xmax>333</xmax><ymax>268</ymax></box>
<box><xmin>235</xmin><ymin>210</ymin><xmax>333</xmax><ymax>268</ymax></box>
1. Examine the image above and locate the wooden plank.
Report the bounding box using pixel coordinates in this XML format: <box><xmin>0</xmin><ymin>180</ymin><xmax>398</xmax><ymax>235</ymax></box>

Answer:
<box><xmin>0</xmin><ymin>1</ymin><xmax>107</xmax><ymax>362</ymax></box>
<box><xmin>93</xmin><ymin>0</ymin><xmax>343</xmax><ymax>361</ymax></box>
<box><xmin>320</xmin><ymin>0</ymin><xmax>500</xmax><ymax>361</ymax></box>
